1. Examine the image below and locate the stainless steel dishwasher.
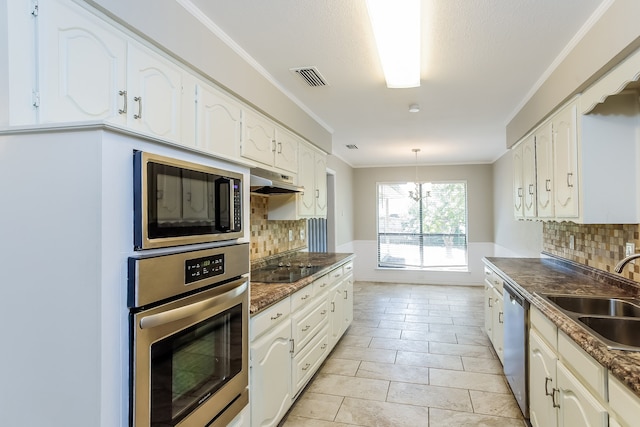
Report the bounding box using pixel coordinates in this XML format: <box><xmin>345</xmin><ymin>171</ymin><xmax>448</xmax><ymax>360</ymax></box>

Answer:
<box><xmin>503</xmin><ymin>281</ymin><xmax>530</xmax><ymax>419</ymax></box>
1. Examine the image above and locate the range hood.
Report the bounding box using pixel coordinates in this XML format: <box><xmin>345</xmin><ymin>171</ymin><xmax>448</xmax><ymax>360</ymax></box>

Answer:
<box><xmin>250</xmin><ymin>167</ymin><xmax>304</xmax><ymax>194</ymax></box>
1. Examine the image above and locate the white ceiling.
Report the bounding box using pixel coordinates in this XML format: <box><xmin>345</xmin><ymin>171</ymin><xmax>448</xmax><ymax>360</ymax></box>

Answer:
<box><xmin>188</xmin><ymin>0</ymin><xmax>607</xmax><ymax>168</ymax></box>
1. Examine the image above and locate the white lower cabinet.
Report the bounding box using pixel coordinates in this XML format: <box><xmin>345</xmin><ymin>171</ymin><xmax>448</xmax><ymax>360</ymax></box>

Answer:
<box><xmin>609</xmin><ymin>375</ymin><xmax>640</xmax><ymax>427</ymax></box>
<box><xmin>250</xmin><ymin>261</ymin><xmax>354</xmax><ymax>427</ymax></box>
<box><xmin>483</xmin><ymin>265</ymin><xmax>504</xmax><ymax>363</ymax></box>
<box><xmin>529</xmin><ymin>307</ymin><xmax>608</xmax><ymax>427</ymax></box>
<box><xmin>250</xmin><ymin>318</ymin><xmax>292</xmax><ymax>427</ymax></box>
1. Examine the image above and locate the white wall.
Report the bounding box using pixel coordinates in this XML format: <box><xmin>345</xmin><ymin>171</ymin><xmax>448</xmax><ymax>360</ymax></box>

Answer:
<box><xmin>327</xmin><ymin>155</ymin><xmax>355</xmax><ymax>249</ymax></box>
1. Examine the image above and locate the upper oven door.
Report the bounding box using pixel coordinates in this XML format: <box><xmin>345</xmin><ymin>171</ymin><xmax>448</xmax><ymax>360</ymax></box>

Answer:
<box><xmin>134</xmin><ymin>151</ymin><xmax>243</xmax><ymax>250</ymax></box>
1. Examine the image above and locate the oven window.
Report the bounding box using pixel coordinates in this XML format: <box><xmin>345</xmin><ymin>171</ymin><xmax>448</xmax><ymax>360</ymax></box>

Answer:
<box><xmin>150</xmin><ymin>303</ymin><xmax>243</xmax><ymax>426</ymax></box>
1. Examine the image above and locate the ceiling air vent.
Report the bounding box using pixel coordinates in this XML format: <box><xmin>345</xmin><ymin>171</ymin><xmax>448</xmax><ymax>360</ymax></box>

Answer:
<box><xmin>290</xmin><ymin>66</ymin><xmax>328</xmax><ymax>87</ymax></box>
<box><xmin>345</xmin><ymin>144</ymin><xmax>358</xmax><ymax>150</ymax></box>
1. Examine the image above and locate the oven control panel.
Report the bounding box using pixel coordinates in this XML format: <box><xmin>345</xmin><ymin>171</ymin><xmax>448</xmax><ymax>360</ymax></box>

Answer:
<box><xmin>185</xmin><ymin>254</ymin><xmax>225</xmax><ymax>284</ymax></box>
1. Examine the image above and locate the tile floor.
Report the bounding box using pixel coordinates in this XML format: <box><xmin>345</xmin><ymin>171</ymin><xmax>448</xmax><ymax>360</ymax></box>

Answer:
<box><xmin>281</xmin><ymin>281</ymin><xmax>527</xmax><ymax>427</ymax></box>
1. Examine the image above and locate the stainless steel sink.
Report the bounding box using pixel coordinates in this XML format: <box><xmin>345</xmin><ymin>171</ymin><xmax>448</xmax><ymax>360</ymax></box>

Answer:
<box><xmin>540</xmin><ymin>293</ymin><xmax>640</xmax><ymax>351</ymax></box>
<box><xmin>578</xmin><ymin>316</ymin><xmax>640</xmax><ymax>350</ymax></box>
<box><xmin>543</xmin><ymin>295</ymin><xmax>640</xmax><ymax>317</ymax></box>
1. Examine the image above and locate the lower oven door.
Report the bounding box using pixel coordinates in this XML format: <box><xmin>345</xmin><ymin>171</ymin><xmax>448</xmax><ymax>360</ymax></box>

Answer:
<box><xmin>131</xmin><ymin>277</ymin><xmax>249</xmax><ymax>427</ymax></box>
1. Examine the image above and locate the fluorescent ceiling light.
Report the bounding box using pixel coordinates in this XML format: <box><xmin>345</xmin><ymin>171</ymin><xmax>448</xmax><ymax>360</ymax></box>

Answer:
<box><xmin>366</xmin><ymin>0</ymin><xmax>421</xmax><ymax>88</ymax></box>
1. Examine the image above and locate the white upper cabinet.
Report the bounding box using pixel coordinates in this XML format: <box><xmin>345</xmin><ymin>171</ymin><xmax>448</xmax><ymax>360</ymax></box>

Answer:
<box><xmin>125</xmin><ymin>42</ymin><xmax>183</xmax><ymax>142</ymax></box>
<box><xmin>38</xmin><ymin>0</ymin><xmax>127</xmax><ymax>124</ymax></box>
<box><xmin>535</xmin><ymin>122</ymin><xmax>554</xmax><ymax>218</ymax></box>
<box><xmin>512</xmin><ymin>143</ymin><xmax>524</xmax><ymax>219</ymax></box>
<box><xmin>298</xmin><ymin>143</ymin><xmax>327</xmax><ymax>217</ymax></box>
<box><xmin>552</xmin><ymin>103</ymin><xmax>579</xmax><ymax>219</ymax></box>
<box><xmin>194</xmin><ymin>81</ymin><xmax>242</xmax><ymax>160</ymax></box>
<box><xmin>241</xmin><ymin>109</ymin><xmax>299</xmax><ymax>173</ymax></box>
<box><xmin>522</xmin><ymin>136</ymin><xmax>537</xmax><ymax>218</ymax></box>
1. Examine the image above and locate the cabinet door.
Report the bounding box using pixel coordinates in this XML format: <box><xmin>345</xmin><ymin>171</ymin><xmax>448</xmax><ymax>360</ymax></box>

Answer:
<box><xmin>553</xmin><ymin>103</ymin><xmax>579</xmax><ymax>218</ymax></box>
<box><xmin>250</xmin><ymin>320</ymin><xmax>292</xmax><ymax>427</ymax></box>
<box><xmin>127</xmin><ymin>42</ymin><xmax>183</xmax><ymax>142</ymax></box>
<box><xmin>343</xmin><ymin>274</ymin><xmax>354</xmax><ymax>329</ymax></box>
<box><xmin>522</xmin><ymin>136</ymin><xmax>537</xmax><ymax>218</ymax></box>
<box><xmin>298</xmin><ymin>144</ymin><xmax>316</xmax><ymax>216</ymax></box>
<box><xmin>512</xmin><ymin>145</ymin><xmax>524</xmax><ymax>219</ymax></box>
<box><xmin>241</xmin><ymin>110</ymin><xmax>275</xmax><ymax>165</ymax></box>
<box><xmin>38</xmin><ymin>0</ymin><xmax>127</xmax><ymax>124</ymax></box>
<box><xmin>274</xmin><ymin>129</ymin><xmax>298</xmax><ymax>173</ymax></box>
<box><xmin>314</xmin><ymin>153</ymin><xmax>328</xmax><ymax>216</ymax></box>
<box><xmin>328</xmin><ymin>281</ymin><xmax>344</xmax><ymax>349</ymax></box>
<box><xmin>491</xmin><ymin>287</ymin><xmax>504</xmax><ymax>363</ymax></box>
<box><xmin>484</xmin><ymin>281</ymin><xmax>494</xmax><ymax>340</ymax></box>
<box><xmin>556</xmin><ymin>362</ymin><xmax>607</xmax><ymax>427</ymax></box>
<box><xmin>535</xmin><ymin>122</ymin><xmax>554</xmax><ymax>218</ymax></box>
<box><xmin>196</xmin><ymin>82</ymin><xmax>241</xmax><ymax>159</ymax></box>
<box><xmin>529</xmin><ymin>330</ymin><xmax>558</xmax><ymax>427</ymax></box>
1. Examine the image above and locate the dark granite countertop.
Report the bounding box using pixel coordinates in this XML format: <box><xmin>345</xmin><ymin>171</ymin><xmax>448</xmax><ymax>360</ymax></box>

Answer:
<box><xmin>250</xmin><ymin>252</ymin><xmax>355</xmax><ymax>315</ymax></box>
<box><xmin>484</xmin><ymin>253</ymin><xmax>640</xmax><ymax>398</ymax></box>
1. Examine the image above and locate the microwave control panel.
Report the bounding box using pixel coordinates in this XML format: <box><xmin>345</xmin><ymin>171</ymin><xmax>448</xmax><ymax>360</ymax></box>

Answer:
<box><xmin>185</xmin><ymin>254</ymin><xmax>225</xmax><ymax>284</ymax></box>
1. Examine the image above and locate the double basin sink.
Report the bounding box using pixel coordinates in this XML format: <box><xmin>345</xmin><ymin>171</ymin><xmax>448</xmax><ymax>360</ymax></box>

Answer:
<box><xmin>540</xmin><ymin>294</ymin><xmax>640</xmax><ymax>351</ymax></box>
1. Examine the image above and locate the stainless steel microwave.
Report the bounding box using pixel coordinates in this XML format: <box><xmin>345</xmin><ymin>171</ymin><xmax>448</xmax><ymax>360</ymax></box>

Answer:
<box><xmin>134</xmin><ymin>151</ymin><xmax>243</xmax><ymax>250</ymax></box>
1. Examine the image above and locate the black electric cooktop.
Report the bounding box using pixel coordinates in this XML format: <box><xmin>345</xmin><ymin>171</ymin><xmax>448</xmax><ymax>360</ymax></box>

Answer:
<box><xmin>251</xmin><ymin>263</ymin><xmax>323</xmax><ymax>283</ymax></box>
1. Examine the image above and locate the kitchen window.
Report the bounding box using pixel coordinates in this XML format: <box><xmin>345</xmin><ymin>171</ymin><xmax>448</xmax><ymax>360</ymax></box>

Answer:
<box><xmin>377</xmin><ymin>181</ymin><xmax>468</xmax><ymax>270</ymax></box>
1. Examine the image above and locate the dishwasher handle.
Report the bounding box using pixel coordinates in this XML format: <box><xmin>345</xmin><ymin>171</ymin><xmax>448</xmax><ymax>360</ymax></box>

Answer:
<box><xmin>503</xmin><ymin>282</ymin><xmax>527</xmax><ymax>308</ymax></box>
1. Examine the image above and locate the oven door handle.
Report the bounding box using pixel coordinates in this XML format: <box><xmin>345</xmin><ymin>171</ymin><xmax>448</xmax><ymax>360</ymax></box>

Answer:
<box><xmin>139</xmin><ymin>281</ymin><xmax>247</xmax><ymax>330</ymax></box>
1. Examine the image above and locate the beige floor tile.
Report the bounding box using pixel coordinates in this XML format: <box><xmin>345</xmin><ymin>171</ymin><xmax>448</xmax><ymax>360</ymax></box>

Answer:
<box><xmin>456</xmin><ymin>333</ymin><xmax>491</xmax><ymax>346</ymax></box>
<box><xmin>429</xmin><ymin>408</ymin><xmax>527</xmax><ymax>427</ymax></box>
<box><xmin>330</xmin><ymin>345</ymin><xmax>397</xmax><ymax>363</ymax></box>
<box><xmin>461</xmin><ymin>356</ymin><xmax>504</xmax><ymax>374</ymax></box>
<box><xmin>356</xmin><ymin>361</ymin><xmax>429</xmax><ymax>384</ymax></box>
<box><xmin>384</xmin><ymin>307</ymin><xmax>430</xmax><ymax>315</ymax></box>
<box><xmin>453</xmin><ymin>317</ymin><xmax>485</xmax><ymax>327</ymax></box>
<box><xmin>405</xmin><ymin>314</ymin><xmax>454</xmax><ymax>324</ymax></box>
<box><xmin>428</xmin><ymin>323</ymin><xmax>485</xmax><ymax>335</ymax></box>
<box><xmin>469</xmin><ymin>390</ymin><xmax>523</xmax><ymax>419</ymax></box>
<box><xmin>401</xmin><ymin>330</ymin><xmax>457</xmax><ymax>343</ymax></box>
<box><xmin>389</xmin><ymin>297</ymin><xmax>429</xmax><ymax>304</ymax></box>
<box><xmin>349</xmin><ymin>318</ymin><xmax>381</xmax><ymax>328</ymax></box>
<box><xmin>345</xmin><ymin>326</ymin><xmax>402</xmax><ymax>339</ymax></box>
<box><xmin>377</xmin><ymin>320</ymin><xmax>431</xmax><ymax>331</ymax></box>
<box><xmin>370</xmin><ymin>337</ymin><xmax>431</xmax><ymax>352</ymax></box>
<box><xmin>429</xmin><ymin>342</ymin><xmax>496</xmax><ymax>359</ymax></box>
<box><xmin>334</xmin><ymin>397</ymin><xmax>430</xmax><ymax>427</ymax></box>
<box><xmin>319</xmin><ymin>358</ymin><xmax>361</xmax><ymax>376</ymax></box>
<box><xmin>338</xmin><ymin>335</ymin><xmax>372</xmax><ymax>348</ymax></box>
<box><xmin>430</xmin><ymin>369</ymin><xmax>511</xmax><ymax>394</ymax></box>
<box><xmin>306</xmin><ymin>373</ymin><xmax>390</xmax><ymax>401</ymax></box>
<box><xmin>387</xmin><ymin>381</ymin><xmax>473</xmax><ymax>412</ymax></box>
<box><xmin>287</xmin><ymin>392</ymin><xmax>344</xmax><ymax>421</ymax></box>
<box><xmin>395</xmin><ymin>350</ymin><xmax>463</xmax><ymax>370</ymax></box>
<box><xmin>281</xmin><ymin>415</ymin><xmax>363</xmax><ymax>427</ymax></box>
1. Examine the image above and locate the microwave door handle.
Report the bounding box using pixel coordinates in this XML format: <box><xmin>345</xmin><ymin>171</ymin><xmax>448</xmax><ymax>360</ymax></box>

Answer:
<box><xmin>229</xmin><ymin>178</ymin><xmax>237</xmax><ymax>229</ymax></box>
<box><xmin>139</xmin><ymin>281</ymin><xmax>247</xmax><ymax>330</ymax></box>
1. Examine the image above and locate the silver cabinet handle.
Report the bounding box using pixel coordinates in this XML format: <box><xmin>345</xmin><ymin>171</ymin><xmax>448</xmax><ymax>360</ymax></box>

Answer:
<box><xmin>552</xmin><ymin>388</ymin><xmax>560</xmax><ymax>408</ymax></box>
<box><xmin>277</xmin><ymin>142</ymin><xmax>282</xmax><ymax>153</ymax></box>
<box><xmin>321</xmin><ymin>344</ymin><xmax>327</xmax><ymax>350</ymax></box>
<box><xmin>139</xmin><ymin>281</ymin><xmax>246</xmax><ymax>329</ymax></box>
<box><xmin>270</xmin><ymin>312</ymin><xmax>283</xmax><ymax>321</ymax></box>
<box><xmin>488</xmin><ymin>297</ymin><xmax>493</xmax><ymax>308</ymax></box>
<box><xmin>528</xmin><ymin>184</ymin><xmax>534</xmax><ymax>195</ymax></box>
<box><xmin>118</xmin><ymin>90</ymin><xmax>127</xmax><ymax>114</ymax></box>
<box><xmin>498</xmin><ymin>311</ymin><xmax>504</xmax><ymax>323</ymax></box>
<box><xmin>301</xmin><ymin>294</ymin><xmax>310</xmax><ymax>300</ymax></box>
<box><xmin>566</xmin><ymin>172</ymin><xmax>573</xmax><ymax>188</ymax></box>
<box><xmin>517</xmin><ymin>187</ymin><xmax>523</xmax><ymax>197</ymax></box>
<box><xmin>344</xmin><ymin>290</ymin><xmax>348</xmax><ymax>300</ymax></box>
<box><xmin>544</xmin><ymin>377</ymin><xmax>553</xmax><ymax>396</ymax></box>
<box><xmin>316</xmin><ymin>189</ymin><xmax>320</xmax><ymax>198</ymax></box>
<box><xmin>302</xmin><ymin>363</ymin><xmax>311</xmax><ymax>371</ymax></box>
<box><xmin>271</xmin><ymin>139</ymin><xmax>276</xmax><ymax>152</ymax></box>
<box><xmin>331</xmin><ymin>301</ymin><xmax>335</xmax><ymax>312</ymax></box>
<box><xmin>302</xmin><ymin>325</ymin><xmax>310</xmax><ymax>332</ymax></box>
<box><xmin>290</xmin><ymin>339</ymin><xmax>295</xmax><ymax>354</ymax></box>
<box><xmin>320</xmin><ymin>310</ymin><xmax>327</xmax><ymax>315</ymax></box>
<box><xmin>545</xmin><ymin>179</ymin><xmax>551</xmax><ymax>192</ymax></box>
<box><xmin>134</xmin><ymin>96</ymin><xmax>142</xmax><ymax>119</ymax></box>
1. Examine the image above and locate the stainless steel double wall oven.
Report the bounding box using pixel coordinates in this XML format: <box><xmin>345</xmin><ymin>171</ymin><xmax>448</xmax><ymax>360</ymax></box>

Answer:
<box><xmin>129</xmin><ymin>151</ymin><xmax>248</xmax><ymax>427</ymax></box>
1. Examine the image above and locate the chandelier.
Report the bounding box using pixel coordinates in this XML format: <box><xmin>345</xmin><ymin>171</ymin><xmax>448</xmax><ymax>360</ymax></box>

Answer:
<box><xmin>408</xmin><ymin>148</ymin><xmax>424</xmax><ymax>201</ymax></box>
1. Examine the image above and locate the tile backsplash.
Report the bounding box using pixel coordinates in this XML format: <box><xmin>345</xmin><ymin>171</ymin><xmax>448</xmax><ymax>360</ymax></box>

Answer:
<box><xmin>543</xmin><ymin>222</ymin><xmax>640</xmax><ymax>281</ymax></box>
<box><xmin>250</xmin><ymin>194</ymin><xmax>306</xmax><ymax>261</ymax></box>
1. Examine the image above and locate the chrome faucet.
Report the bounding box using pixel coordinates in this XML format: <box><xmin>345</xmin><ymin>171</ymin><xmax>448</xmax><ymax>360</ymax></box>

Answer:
<box><xmin>614</xmin><ymin>253</ymin><xmax>640</xmax><ymax>273</ymax></box>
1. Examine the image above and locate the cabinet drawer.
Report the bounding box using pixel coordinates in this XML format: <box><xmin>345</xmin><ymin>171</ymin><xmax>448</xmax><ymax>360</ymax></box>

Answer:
<box><xmin>292</xmin><ymin>326</ymin><xmax>329</xmax><ymax>395</ymax></box>
<box><xmin>609</xmin><ymin>376</ymin><xmax>640</xmax><ymax>427</ymax></box>
<box><xmin>342</xmin><ymin>261</ymin><xmax>354</xmax><ymax>276</ymax></box>
<box><xmin>291</xmin><ymin>285</ymin><xmax>314</xmax><ymax>312</ymax></box>
<box><xmin>251</xmin><ymin>298</ymin><xmax>291</xmax><ymax>341</ymax></box>
<box><xmin>328</xmin><ymin>266</ymin><xmax>344</xmax><ymax>284</ymax></box>
<box><xmin>314</xmin><ymin>274</ymin><xmax>331</xmax><ymax>296</ymax></box>
<box><xmin>530</xmin><ymin>306</ymin><xmax>558</xmax><ymax>351</ymax></box>
<box><xmin>558</xmin><ymin>331</ymin><xmax>606</xmax><ymax>400</ymax></box>
<box><xmin>484</xmin><ymin>266</ymin><xmax>503</xmax><ymax>293</ymax></box>
<box><xmin>292</xmin><ymin>298</ymin><xmax>329</xmax><ymax>354</ymax></box>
